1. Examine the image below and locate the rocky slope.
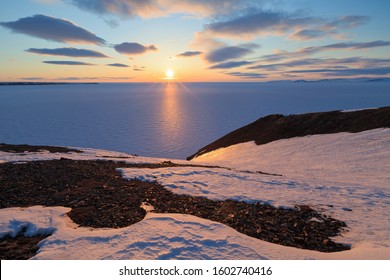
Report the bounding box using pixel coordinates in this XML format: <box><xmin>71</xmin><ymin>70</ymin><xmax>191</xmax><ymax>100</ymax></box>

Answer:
<box><xmin>188</xmin><ymin>107</ymin><xmax>390</xmax><ymax>160</ymax></box>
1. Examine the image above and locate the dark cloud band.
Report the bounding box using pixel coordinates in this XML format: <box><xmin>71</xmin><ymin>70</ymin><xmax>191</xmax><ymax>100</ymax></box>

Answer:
<box><xmin>209</xmin><ymin>61</ymin><xmax>253</xmax><ymax>69</ymax></box>
<box><xmin>205</xmin><ymin>45</ymin><xmax>256</xmax><ymax>63</ymax></box>
<box><xmin>0</xmin><ymin>14</ymin><xmax>105</xmax><ymax>45</ymax></box>
<box><xmin>107</xmin><ymin>63</ymin><xmax>130</xmax><ymax>67</ymax></box>
<box><xmin>177</xmin><ymin>51</ymin><xmax>203</xmax><ymax>57</ymax></box>
<box><xmin>114</xmin><ymin>42</ymin><xmax>157</xmax><ymax>55</ymax></box>
<box><xmin>26</xmin><ymin>47</ymin><xmax>108</xmax><ymax>58</ymax></box>
<box><xmin>43</xmin><ymin>61</ymin><xmax>95</xmax><ymax>66</ymax></box>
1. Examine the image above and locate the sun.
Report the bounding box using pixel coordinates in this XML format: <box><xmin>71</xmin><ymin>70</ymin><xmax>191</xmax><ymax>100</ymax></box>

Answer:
<box><xmin>165</xmin><ymin>69</ymin><xmax>174</xmax><ymax>79</ymax></box>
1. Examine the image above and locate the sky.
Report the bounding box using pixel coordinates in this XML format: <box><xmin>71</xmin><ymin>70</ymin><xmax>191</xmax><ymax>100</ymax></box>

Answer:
<box><xmin>0</xmin><ymin>0</ymin><xmax>390</xmax><ymax>82</ymax></box>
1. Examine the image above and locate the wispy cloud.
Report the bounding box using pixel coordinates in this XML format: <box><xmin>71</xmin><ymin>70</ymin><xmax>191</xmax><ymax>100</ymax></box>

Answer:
<box><xmin>209</xmin><ymin>60</ymin><xmax>253</xmax><ymax>69</ymax></box>
<box><xmin>205</xmin><ymin>10</ymin><xmax>319</xmax><ymax>38</ymax></box>
<box><xmin>323</xmin><ymin>15</ymin><xmax>369</xmax><ymax>30</ymax></box>
<box><xmin>289</xmin><ymin>67</ymin><xmax>390</xmax><ymax>76</ymax></box>
<box><xmin>107</xmin><ymin>63</ymin><xmax>129</xmax><ymax>67</ymax></box>
<box><xmin>289</xmin><ymin>29</ymin><xmax>328</xmax><ymax>40</ymax></box>
<box><xmin>289</xmin><ymin>16</ymin><xmax>369</xmax><ymax>40</ymax></box>
<box><xmin>26</xmin><ymin>47</ymin><xmax>108</xmax><ymax>58</ymax></box>
<box><xmin>202</xmin><ymin>8</ymin><xmax>369</xmax><ymax>41</ymax></box>
<box><xmin>66</xmin><ymin>0</ymin><xmax>255</xmax><ymax>18</ymax></box>
<box><xmin>176</xmin><ymin>51</ymin><xmax>203</xmax><ymax>57</ymax></box>
<box><xmin>0</xmin><ymin>14</ymin><xmax>105</xmax><ymax>45</ymax></box>
<box><xmin>114</xmin><ymin>42</ymin><xmax>157</xmax><ymax>55</ymax></box>
<box><xmin>133</xmin><ymin>65</ymin><xmax>146</xmax><ymax>71</ymax></box>
<box><xmin>21</xmin><ymin>77</ymin><xmax>45</xmax><ymax>80</ymax></box>
<box><xmin>226</xmin><ymin>71</ymin><xmax>267</xmax><ymax>79</ymax></box>
<box><xmin>340</xmin><ymin>40</ymin><xmax>390</xmax><ymax>49</ymax></box>
<box><xmin>43</xmin><ymin>60</ymin><xmax>95</xmax><ymax>65</ymax></box>
<box><xmin>248</xmin><ymin>57</ymin><xmax>390</xmax><ymax>71</ymax></box>
<box><xmin>260</xmin><ymin>41</ymin><xmax>390</xmax><ymax>62</ymax></box>
<box><xmin>56</xmin><ymin>76</ymin><xmax>133</xmax><ymax>80</ymax></box>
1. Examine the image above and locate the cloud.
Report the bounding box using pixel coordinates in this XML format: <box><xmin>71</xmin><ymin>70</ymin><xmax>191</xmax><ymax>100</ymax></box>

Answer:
<box><xmin>289</xmin><ymin>29</ymin><xmax>328</xmax><ymax>40</ymax></box>
<box><xmin>56</xmin><ymin>76</ymin><xmax>133</xmax><ymax>80</ymax></box>
<box><xmin>202</xmin><ymin>8</ymin><xmax>369</xmax><ymax>41</ymax></box>
<box><xmin>316</xmin><ymin>41</ymin><xmax>390</xmax><ymax>50</ymax></box>
<box><xmin>43</xmin><ymin>60</ymin><xmax>95</xmax><ymax>65</ymax></box>
<box><xmin>323</xmin><ymin>16</ymin><xmax>369</xmax><ymax>30</ymax></box>
<box><xmin>290</xmin><ymin>16</ymin><xmax>369</xmax><ymax>41</ymax></box>
<box><xmin>107</xmin><ymin>63</ymin><xmax>129</xmax><ymax>67</ymax></box>
<box><xmin>114</xmin><ymin>42</ymin><xmax>157</xmax><ymax>55</ymax></box>
<box><xmin>66</xmin><ymin>0</ymin><xmax>256</xmax><ymax>18</ymax></box>
<box><xmin>205</xmin><ymin>45</ymin><xmax>257</xmax><ymax>63</ymax></box>
<box><xmin>204</xmin><ymin>10</ymin><xmax>318</xmax><ymax>38</ymax></box>
<box><xmin>21</xmin><ymin>77</ymin><xmax>45</xmax><ymax>80</ymax></box>
<box><xmin>177</xmin><ymin>51</ymin><xmax>202</xmax><ymax>57</ymax></box>
<box><xmin>226</xmin><ymin>71</ymin><xmax>267</xmax><ymax>79</ymax></box>
<box><xmin>133</xmin><ymin>65</ymin><xmax>146</xmax><ymax>71</ymax></box>
<box><xmin>248</xmin><ymin>57</ymin><xmax>390</xmax><ymax>71</ymax></box>
<box><xmin>209</xmin><ymin>60</ymin><xmax>253</xmax><ymax>69</ymax></box>
<box><xmin>259</xmin><ymin>40</ymin><xmax>390</xmax><ymax>62</ymax></box>
<box><xmin>0</xmin><ymin>14</ymin><xmax>105</xmax><ymax>45</ymax></box>
<box><xmin>26</xmin><ymin>47</ymin><xmax>108</xmax><ymax>58</ymax></box>
<box><xmin>248</xmin><ymin>58</ymin><xmax>321</xmax><ymax>70</ymax></box>
<box><xmin>343</xmin><ymin>40</ymin><xmax>390</xmax><ymax>49</ymax></box>
<box><xmin>289</xmin><ymin>67</ymin><xmax>390</xmax><ymax>76</ymax></box>
<box><xmin>66</xmin><ymin>0</ymin><xmax>156</xmax><ymax>18</ymax></box>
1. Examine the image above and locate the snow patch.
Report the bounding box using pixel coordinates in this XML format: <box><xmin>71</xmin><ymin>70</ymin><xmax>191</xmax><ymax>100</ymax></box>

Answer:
<box><xmin>0</xmin><ymin>206</ymin><xmax>66</xmax><ymax>238</ymax></box>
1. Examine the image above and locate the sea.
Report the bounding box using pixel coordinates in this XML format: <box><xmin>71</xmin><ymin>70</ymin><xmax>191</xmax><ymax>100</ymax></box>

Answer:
<box><xmin>1</xmin><ymin>81</ymin><xmax>389</xmax><ymax>159</ymax></box>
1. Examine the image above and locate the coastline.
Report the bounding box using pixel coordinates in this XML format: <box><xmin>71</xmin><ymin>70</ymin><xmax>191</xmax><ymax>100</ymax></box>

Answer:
<box><xmin>0</xmin><ymin>82</ymin><xmax>98</xmax><ymax>86</ymax></box>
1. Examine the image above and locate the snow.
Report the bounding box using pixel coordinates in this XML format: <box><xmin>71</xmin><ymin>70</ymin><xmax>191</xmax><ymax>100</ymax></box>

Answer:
<box><xmin>341</xmin><ymin>107</ymin><xmax>378</xmax><ymax>112</ymax></box>
<box><xmin>0</xmin><ymin>206</ymin><xmax>61</xmax><ymax>239</ymax></box>
<box><xmin>0</xmin><ymin>129</ymin><xmax>389</xmax><ymax>259</ymax></box>
<box><xmin>192</xmin><ymin>128</ymin><xmax>390</xmax><ymax>187</ymax></box>
<box><xmin>0</xmin><ymin>147</ymin><xmax>189</xmax><ymax>166</ymax></box>
<box><xmin>1</xmin><ymin>206</ymin><xmax>388</xmax><ymax>260</ymax></box>
<box><xmin>119</xmin><ymin>166</ymin><xmax>390</xmax><ymax>256</ymax></box>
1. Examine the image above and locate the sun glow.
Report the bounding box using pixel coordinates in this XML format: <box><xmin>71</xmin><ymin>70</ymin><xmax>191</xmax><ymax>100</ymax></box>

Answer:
<box><xmin>165</xmin><ymin>69</ymin><xmax>175</xmax><ymax>79</ymax></box>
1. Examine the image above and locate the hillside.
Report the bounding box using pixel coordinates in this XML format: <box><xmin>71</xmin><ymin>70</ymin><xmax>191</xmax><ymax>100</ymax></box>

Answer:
<box><xmin>188</xmin><ymin>107</ymin><xmax>390</xmax><ymax>160</ymax></box>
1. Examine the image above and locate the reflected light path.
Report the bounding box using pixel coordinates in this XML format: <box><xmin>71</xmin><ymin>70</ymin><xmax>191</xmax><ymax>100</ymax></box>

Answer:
<box><xmin>157</xmin><ymin>81</ymin><xmax>187</xmax><ymax>155</ymax></box>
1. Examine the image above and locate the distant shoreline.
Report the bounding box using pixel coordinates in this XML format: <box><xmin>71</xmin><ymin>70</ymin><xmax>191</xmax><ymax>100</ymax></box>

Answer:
<box><xmin>0</xmin><ymin>82</ymin><xmax>99</xmax><ymax>86</ymax></box>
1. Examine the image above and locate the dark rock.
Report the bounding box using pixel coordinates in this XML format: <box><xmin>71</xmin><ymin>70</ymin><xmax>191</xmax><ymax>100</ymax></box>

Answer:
<box><xmin>0</xmin><ymin>143</ymin><xmax>82</xmax><ymax>154</ymax></box>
